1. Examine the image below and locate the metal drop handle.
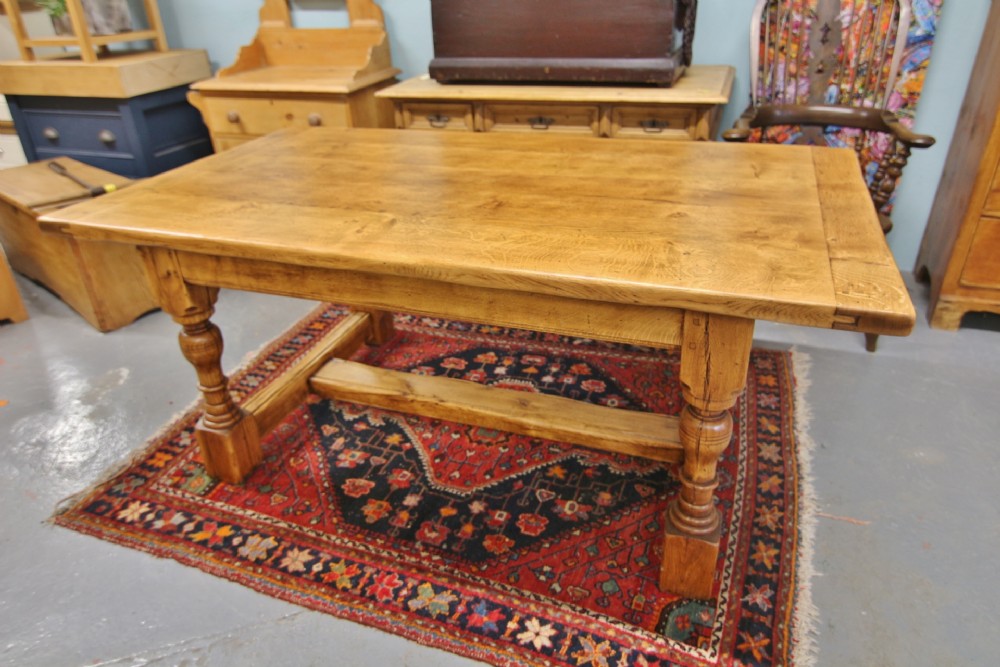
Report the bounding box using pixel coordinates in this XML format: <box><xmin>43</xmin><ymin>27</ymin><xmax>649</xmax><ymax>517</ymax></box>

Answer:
<box><xmin>427</xmin><ymin>113</ymin><xmax>450</xmax><ymax>129</ymax></box>
<box><xmin>639</xmin><ymin>119</ymin><xmax>670</xmax><ymax>133</ymax></box>
<box><xmin>43</xmin><ymin>127</ymin><xmax>59</xmax><ymax>141</ymax></box>
<box><xmin>528</xmin><ymin>116</ymin><xmax>555</xmax><ymax>130</ymax></box>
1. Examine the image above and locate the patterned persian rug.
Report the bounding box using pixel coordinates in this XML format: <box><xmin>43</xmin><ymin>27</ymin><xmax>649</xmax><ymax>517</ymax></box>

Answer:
<box><xmin>54</xmin><ymin>305</ymin><xmax>817</xmax><ymax>666</ymax></box>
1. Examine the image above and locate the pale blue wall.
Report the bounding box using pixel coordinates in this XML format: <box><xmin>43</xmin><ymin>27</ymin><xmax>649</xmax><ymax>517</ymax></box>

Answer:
<box><xmin>156</xmin><ymin>0</ymin><xmax>992</xmax><ymax>270</ymax></box>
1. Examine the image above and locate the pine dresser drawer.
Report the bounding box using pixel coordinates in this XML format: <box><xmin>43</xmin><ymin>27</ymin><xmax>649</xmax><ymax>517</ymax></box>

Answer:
<box><xmin>201</xmin><ymin>96</ymin><xmax>350</xmax><ymax>138</ymax></box>
<box><xmin>611</xmin><ymin>105</ymin><xmax>696</xmax><ymax>140</ymax></box>
<box><xmin>483</xmin><ymin>103</ymin><xmax>599</xmax><ymax>135</ymax></box>
<box><xmin>398</xmin><ymin>103</ymin><xmax>475</xmax><ymax>131</ymax></box>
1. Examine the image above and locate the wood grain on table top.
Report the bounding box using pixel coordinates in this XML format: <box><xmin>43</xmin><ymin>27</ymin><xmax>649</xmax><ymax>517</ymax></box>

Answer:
<box><xmin>39</xmin><ymin>127</ymin><xmax>914</xmax><ymax>335</ymax></box>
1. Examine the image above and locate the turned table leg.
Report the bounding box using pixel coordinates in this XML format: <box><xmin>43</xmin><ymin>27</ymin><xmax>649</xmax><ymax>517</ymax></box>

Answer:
<box><xmin>661</xmin><ymin>311</ymin><xmax>754</xmax><ymax>598</ymax></box>
<box><xmin>141</xmin><ymin>248</ymin><xmax>261</xmax><ymax>484</ymax></box>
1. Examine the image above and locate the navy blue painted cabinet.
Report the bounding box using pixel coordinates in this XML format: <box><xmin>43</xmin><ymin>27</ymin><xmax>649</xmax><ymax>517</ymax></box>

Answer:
<box><xmin>7</xmin><ymin>84</ymin><xmax>212</xmax><ymax>178</ymax></box>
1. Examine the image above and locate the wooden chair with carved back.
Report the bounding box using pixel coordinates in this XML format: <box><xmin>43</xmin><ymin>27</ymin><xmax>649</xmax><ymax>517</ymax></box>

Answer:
<box><xmin>722</xmin><ymin>0</ymin><xmax>935</xmax><ymax>351</ymax></box>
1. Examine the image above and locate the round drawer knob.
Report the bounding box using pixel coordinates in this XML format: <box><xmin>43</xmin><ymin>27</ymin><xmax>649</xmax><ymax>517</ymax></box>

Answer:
<box><xmin>227</xmin><ymin>111</ymin><xmax>240</xmax><ymax>123</ymax></box>
<box><xmin>307</xmin><ymin>113</ymin><xmax>322</xmax><ymax>127</ymax></box>
<box><xmin>98</xmin><ymin>129</ymin><xmax>116</xmax><ymax>144</ymax></box>
<box><xmin>43</xmin><ymin>127</ymin><xmax>60</xmax><ymax>141</ymax></box>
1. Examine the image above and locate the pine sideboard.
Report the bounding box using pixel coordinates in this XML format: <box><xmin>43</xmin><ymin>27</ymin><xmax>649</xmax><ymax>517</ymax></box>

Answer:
<box><xmin>915</xmin><ymin>3</ymin><xmax>1000</xmax><ymax>329</ymax></box>
<box><xmin>375</xmin><ymin>66</ymin><xmax>734</xmax><ymax>141</ymax></box>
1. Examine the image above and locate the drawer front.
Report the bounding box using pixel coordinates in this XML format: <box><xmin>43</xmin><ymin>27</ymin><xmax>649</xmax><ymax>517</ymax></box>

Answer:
<box><xmin>959</xmin><ymin>215</ymin><xmax>1000</xmax><ymax>289</ymax></box>
<box><xmin>483</xmin><ymin>104</ymin><xmax>599</xmax><ymax>135</ymax></box>
<box><xmin>20</xmin><ymin>105</ymin><xmax>133</xmax><ymax>156</ymax></box>
<box><xmin>399</xmin><ymin>103</ymin><xmax>474</xmax><ymax>131</ymax></box>
<box><xmin>611</xmin><ymin>106</ymin><xmax>696</xmax><ymax>140</ymax></box>
<box><xmin>202</xmin><ymin>97</ymin><xmax>350</xmax><ymax>137</ymax></box>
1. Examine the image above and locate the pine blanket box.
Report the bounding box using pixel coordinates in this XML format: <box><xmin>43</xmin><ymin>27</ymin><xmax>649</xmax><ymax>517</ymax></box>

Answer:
<box><xmin>0</xmin><ymin>158</ymin><xmax>155</xmax><ymax>331</ymax></box>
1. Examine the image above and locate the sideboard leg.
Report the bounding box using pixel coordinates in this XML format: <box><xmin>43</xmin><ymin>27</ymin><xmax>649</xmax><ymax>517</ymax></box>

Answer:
<box><xmin>928</xmin><ymin>299</ymin><xmax>966</xmax><ymax>331</ymax></box>
<box><xmin>141</xmin><ymin>248</ymin><xmax>261</xmax><ymax>484</ymax></box>
<box><xmin>660</xmin><ymin>311</ymin><xmax>754</xmax><ymax>598</ymax></box>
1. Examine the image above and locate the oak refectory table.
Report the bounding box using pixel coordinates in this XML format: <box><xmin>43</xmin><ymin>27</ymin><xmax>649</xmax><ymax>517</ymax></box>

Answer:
<box><xmin>39</xmin><ymin>128</ymin><xmax>915</xmax><ymax>598</ymax></box>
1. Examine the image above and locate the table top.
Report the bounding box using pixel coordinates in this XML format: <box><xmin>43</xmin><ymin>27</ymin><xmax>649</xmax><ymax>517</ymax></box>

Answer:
<box><xmin>39</xmin><ymin>127</ymin><xmax>914</xmax><ymax>335</ymax></box>
<box><xmin>189</xmin><ymin>65</ymin><xmax>401</xmax><ymax>96</ymax></box>
<box><xmin>375</xmin><ymin>65</ymin><xmax>735</xmax><ymax>105</ymax></box>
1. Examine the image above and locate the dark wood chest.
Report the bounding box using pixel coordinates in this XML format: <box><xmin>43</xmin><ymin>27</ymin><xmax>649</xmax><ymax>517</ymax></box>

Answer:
<box><xmin>429</xmin><ymin>0</ymin><xmax>697</xmax><ymax>86</ymax></box>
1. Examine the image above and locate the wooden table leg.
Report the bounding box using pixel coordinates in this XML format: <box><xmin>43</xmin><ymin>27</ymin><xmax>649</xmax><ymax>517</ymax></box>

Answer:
<box><xmin>660</xmin><ymin>311</ymin><xmax>754</xmax><ymax>598</ymax></box>
<box><xmin>141</xmin><ymin>248</ymin><xmax>261</xmax><ymax>484</ymax></box>
<box><xmin>355</xmin><ymin>308</ymin><xmax>395</xmax><ymax>345</ymax></box>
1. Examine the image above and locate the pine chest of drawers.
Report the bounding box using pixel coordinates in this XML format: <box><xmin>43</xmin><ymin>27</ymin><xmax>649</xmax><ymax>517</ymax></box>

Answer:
<box><xmin>915</xmin><ymin>3</ymin><xmax>1000</xmax><ymax>329</ymax></box>
<box><xmin>376</xmin><ymin>66</ymin><xmax>734</xmax><ymax>142</ymax></box>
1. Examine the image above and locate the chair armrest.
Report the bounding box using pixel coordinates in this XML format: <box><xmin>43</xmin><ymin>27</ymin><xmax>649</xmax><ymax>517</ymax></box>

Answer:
<box><xmin>880</xmin><ymin>112</ymin><xmax>935</xmax><ymax>149</ymax></box>
<box><xmin>721</xmin><ymin>107</ymin><xmax>755</xmax><ymax>142</ymax></box>
<box><xmin>739</xmin><ymin>104</ymin><xmax>936</xmax><ymax>149</ymax></box>
<box><xmin>750</xmin><ymin>104</ymin><xmax>889</xmax><ymax>132</ymax></box>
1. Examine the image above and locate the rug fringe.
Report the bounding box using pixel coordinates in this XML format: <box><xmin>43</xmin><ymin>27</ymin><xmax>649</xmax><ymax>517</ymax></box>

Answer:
<box><xmin>788</xmin><ymin>347</ymin><xmax>820</xmax><ymax>667</ymax></box>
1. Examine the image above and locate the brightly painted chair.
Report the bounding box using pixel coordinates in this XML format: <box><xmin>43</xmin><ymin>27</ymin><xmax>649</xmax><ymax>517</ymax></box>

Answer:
<box><xmin>723</xmin><ymin>0</ymin><xmax>936</xmax><ymax>351</ymax></box>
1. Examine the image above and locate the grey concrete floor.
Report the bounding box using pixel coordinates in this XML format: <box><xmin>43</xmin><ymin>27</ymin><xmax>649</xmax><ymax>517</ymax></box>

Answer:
<box><xmin>1</xmin><ymin>273</ymin><xmax>998</xmax><ymax>666</ymax></box>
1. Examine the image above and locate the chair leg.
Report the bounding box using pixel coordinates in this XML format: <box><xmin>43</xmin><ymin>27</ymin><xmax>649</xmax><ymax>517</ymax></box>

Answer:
<box><xmin>865</xmin><ymin>333</ymin><xmax>879</xmax><ymax>353</ymax></box>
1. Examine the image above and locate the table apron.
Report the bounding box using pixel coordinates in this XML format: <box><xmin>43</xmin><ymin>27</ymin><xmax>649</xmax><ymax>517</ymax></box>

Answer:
<box><xmin>173</xmin><ymin>250</ymin><xmax>686</xmax><ymax>349</ymax></box>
